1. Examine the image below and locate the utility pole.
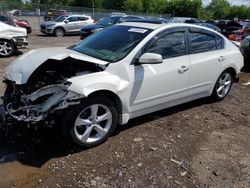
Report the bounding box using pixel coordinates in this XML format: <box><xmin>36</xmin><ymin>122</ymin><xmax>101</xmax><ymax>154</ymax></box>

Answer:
<box><xmin>0</xmin><ymin>2</ymin><xmax>3</xmax><ymax>15</ymax></box>
<box><xmin>92</xmin><ymin>0</ymin><xmax>94</xmax><ymax>19</ymax></box>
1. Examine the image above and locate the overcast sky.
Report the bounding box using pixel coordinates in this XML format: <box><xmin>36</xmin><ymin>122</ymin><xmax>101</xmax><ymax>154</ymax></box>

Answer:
<box><xmin>203</xmin><ymin>0</ymin><xmax>250</xmax><ymax>6</ymax></box>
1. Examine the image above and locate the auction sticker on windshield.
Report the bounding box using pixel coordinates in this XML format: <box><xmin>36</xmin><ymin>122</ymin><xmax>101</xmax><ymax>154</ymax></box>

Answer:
<box><xmin>128</xmin><ymin>28</ymin><xmax>148</xmax><ymax>33</ymax></box>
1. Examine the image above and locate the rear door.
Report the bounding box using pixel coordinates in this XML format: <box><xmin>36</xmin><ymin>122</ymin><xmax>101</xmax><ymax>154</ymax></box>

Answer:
<box><xmin>187</xmin><ymin>27</ymin><xmax>225</xmax><ymax>97</ymax></box>
<box><xmin>76</xmin><ymin>16</ymin><xmax>90</xmax><ymax>30</ymax></box>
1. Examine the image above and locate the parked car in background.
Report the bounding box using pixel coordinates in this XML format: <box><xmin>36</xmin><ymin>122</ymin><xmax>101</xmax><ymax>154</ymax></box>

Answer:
<box><xmin>41</xmin><ymin>15</ymin><xmax>94</xmax><ymax>37</ymax></box>
<box><xmin>80</xmin><ymin>15</ymin><xmax>144</xmax><ymax>39</ymax></box>
<box><xmin>0</xmin><ymin>14</ymin><xmax>32</xmax><ymax>34</ymax></box>
<box><xmin>126</xmin><ymin>18</ymin><xmax>169</xmax><ymax>24</ymax></box>
<box><xmin>227</xmin><ymin>22</ymin><xmax>250</xmax><ymax>42</ymax></box>
<box><xmin>169</xmin><ymin>17</ymin><xmax>200</xmax><ymax>23</ymax></box>
<box><xmin>44</xmin><ymin>9</ymin><xmax>68</xmax><ymax>21</ymax></box>
<box><xmin>0</xmin><ymin>22</ymin><xmax>28</xmax><ymax>57</ymax></box>
<box><xmin>15</xmin><ymin>18</ymin><xmax>32</xmax><ymax>34</ymax></box>
<box><xmin>10</xmin><ymin>9</ymin><xmax>22</xmax><ymax>16</ymax></box>
<box><xmin>221</xmin><ymin>21</ymin><xmax>243</xmax><ymax>39</ymax></box>
<box><xmin>193</xmin><ymin>22</ymin><xmax>220</xmax><ymax>32</ymax></box>
<box><xmin>2</xmin><ymin>22</ymin><xmax>243</xmax><ymax>148</ymax></box>
<box><xmin>119</xmin><ymin>15</ymin><xmax>144</xmax><ymax>22</ymax></box>
<box><xmin>239</xmin><ymin>35</ymin><xmax>250</xmax><ymax>69</ymax></box>
<box><xmin>215</xmin><ymin>19</ymin><xmax>228</xmax><ymax>31</ymax></box>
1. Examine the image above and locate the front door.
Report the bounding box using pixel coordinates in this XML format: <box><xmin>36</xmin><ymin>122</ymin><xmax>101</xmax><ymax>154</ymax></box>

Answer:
<box><xmin>64</xmin><ymin>16</ymin><xmax>78</xmax><ymax>32</ymax></box>
<box><xmin>129</xmin><ymin>28</ymin><xmax>190</xmax><ymax>115</ymax></box>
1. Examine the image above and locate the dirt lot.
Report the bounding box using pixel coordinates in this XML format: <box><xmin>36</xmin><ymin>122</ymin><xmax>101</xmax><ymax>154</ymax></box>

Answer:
<box><xmin>0</xmin><ymin>33</ymin><xmax>250</xmax><ymax>188</ymax></box>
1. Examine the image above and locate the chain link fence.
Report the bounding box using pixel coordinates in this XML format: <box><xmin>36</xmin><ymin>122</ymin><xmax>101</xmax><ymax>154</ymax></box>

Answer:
<box><xmin>0</xmin><ymin>1</ymin><xmax>171</xmax><ymax>32</ymax></box>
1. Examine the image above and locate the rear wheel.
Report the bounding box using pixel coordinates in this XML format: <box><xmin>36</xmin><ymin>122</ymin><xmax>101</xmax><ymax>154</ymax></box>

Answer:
<box><xmin>62</xmin><ymin>97</ymin><xmax>118</xmax><ymax>148</ymax></box>
<box><xmin>212</xmin><ymin>70</ymin><xmax>234</xmax><ymax>100</ymax></box>
<box><xmin>54</xmin><ymin>28</ymin><xmax>65</xmax><ymax>37</ymax></box>
<box><xmin>0</xmin><ymin>40</ymin><xmax>16</xmax><ymax>57</ymax></box>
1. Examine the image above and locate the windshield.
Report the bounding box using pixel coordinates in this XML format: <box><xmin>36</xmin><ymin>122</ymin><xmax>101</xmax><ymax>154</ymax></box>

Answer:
<box><xmin>71</xmin><ymin>25</ymin><xmax>152</xmax><ymax>63</ymax></box>
<box><xmin>54</xmin><ymin>16</ymin><xmax>67</xmax><ymax>22</ymax></box>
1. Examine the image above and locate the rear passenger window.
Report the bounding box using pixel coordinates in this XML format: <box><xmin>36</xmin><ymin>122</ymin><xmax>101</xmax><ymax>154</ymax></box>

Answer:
<box><xmin>78</xmin><ymin>17</ymin><xmax>89</xmax><ymax>21</ymax></box>
<box><xmin>190</xmin><ymin>32</ymin><xmax>216</xmax><ymax>53</ymax></box>
<box><xmin>146</xmin><ymin>31</ymin><xmax>186</xmax><ymax>59</ymax></box>
<box><xmin>216</xmin><ymin>36</ymin><xmax>223</xmax><ymax>49</ymax></box>
<box><xmin>68</xmin><ymin>16</ymin><xmax>77</xmax><ymax>22</ymax></box>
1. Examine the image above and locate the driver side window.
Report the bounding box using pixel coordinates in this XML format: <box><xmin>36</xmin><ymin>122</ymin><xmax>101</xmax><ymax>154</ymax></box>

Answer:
<box><xmin>146</xmin><ymin>31</ymin><xmax>186</xmax><ymax>59</ymax></box>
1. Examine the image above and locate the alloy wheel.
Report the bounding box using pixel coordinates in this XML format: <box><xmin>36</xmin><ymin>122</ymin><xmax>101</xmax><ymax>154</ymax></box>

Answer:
<box><xmin>216</xmin><ymin>72</ymin><xmax>232</xmax><ymax>98</ymax></box>
<box><xmin>73</xmin><ymin>104</ymin><xmax>112</xmax><ymax>144</ymax></box>
<box><xmin>0</xmin><ymin>41</ymin><xmax>14</xmax><ymax>56</ymax></box>
<box><xmin>55</xmin><ymin>28</ymin><xmax>64</xmax><ymax>37</ymax></box>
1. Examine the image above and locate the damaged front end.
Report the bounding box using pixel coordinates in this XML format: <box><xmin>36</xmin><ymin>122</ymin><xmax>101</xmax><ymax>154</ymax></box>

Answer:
<box><xmin>3</xmin><ymin>82</ymin><xmax>83</xmax><ymax>123</ymax></box>
<box><xmin>1</xmin><ymin>53</ymin><xmax>107</xmax><ymax>126</ymax></box>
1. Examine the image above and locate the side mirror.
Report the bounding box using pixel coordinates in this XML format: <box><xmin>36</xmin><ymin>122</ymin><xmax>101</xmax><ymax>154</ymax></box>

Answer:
<box><xmin>139</xmin><ymin>53</ymin><xmax>163</xmax><ymax>64</ymax></box>
<box><xmin>64</xmin><ymin>20</ymin><xmax>69</xmax><ymax>23</ymax></box>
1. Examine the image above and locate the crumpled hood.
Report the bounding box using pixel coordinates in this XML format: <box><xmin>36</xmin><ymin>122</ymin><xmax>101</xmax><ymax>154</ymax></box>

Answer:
<box><xmin>4</xmin><ymin>47</ymin><xmax>109</xmax><ymax>84</ymax></box>
<box><xmin>0</xmin><ymin>22</ymin><xmax>27</xmax><ymax>40</ymax></box>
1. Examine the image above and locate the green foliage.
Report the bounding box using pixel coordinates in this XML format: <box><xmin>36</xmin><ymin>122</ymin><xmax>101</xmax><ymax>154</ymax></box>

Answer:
<box><xmin>143</xmin><ymin>0</ymin><xmax>166</xmax><ymax>14</ymax></box>
<box><xmin>205</xmin><ymin>0</ymin><xmax>230</xmax><ymax>19</ymax></box>
<box><xmin>69</xmin><ymin>0</ymin><xmax>93</xmax><ymax>7</ymax></box>
<box><xmin>101</xmin><ymin>0</ymin><xmax>124</xmax><ymax>10</ymax></box>
<box><xmin>163</xmin><ymin>0</ymin><xmax>202</xmax><ymax>17</ymax></box>
<box><xmin>2</xmin><ymin>0</ymin><xmax>250</xmax><ymax>20</ymax></box>
<box><xmin>227</xmin><ymin>5</ymin><xmax>250</xmax><ymax>20</ymax></box>
<box><xmin>123</xmin><ymin>0</ymin><xmax>143</xmax><ymax>12</ymax></box>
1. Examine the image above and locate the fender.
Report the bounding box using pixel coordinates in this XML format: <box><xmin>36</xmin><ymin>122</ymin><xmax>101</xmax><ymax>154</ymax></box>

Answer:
<box><xmin>67</xmin><ymin>71</ymin><xmax>129</xmax><ymax>97</ymax></box>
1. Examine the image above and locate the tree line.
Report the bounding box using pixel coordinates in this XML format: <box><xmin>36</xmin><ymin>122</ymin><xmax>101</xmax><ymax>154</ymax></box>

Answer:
<box><xmin>6</xmin><ymin>0</ymin><xmax>250</xmax><ymax>20</ymax></box>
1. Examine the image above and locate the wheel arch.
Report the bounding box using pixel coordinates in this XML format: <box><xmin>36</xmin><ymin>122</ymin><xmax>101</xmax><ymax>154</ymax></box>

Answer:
<box><xmin>223</xmin><ymin>67</ymin><xmax>236</xmax><ymax>79</ymax></box>
<box><xmin>0</xmin><ymin>39</ymin><xmax>17</xmax><ymax>56</ymax></box>
<box><xmin>0</xmin><ymin>38</ymin><xmax>17</xmax><ymax>49</ymax></box>
<box><xmin>87</xmin><ymin>90</ymin><xmax>123</xmax><ymax>115</ymax></box>
<box><xmin>211</xmin><ymin>67</ymin><xmax>236</xmax><ymax>100</ymax></box>
<box><xmin>53</xmin><ymin>26</ymin><xmax>65</xmax><ymax>34</ymax></box>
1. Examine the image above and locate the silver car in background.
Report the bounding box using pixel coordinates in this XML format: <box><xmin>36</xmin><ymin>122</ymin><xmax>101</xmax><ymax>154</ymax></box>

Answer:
<box><xmin>40</xmin><ymin>15</ymin><xmax>95</xmax><ymax>37</ymax></box>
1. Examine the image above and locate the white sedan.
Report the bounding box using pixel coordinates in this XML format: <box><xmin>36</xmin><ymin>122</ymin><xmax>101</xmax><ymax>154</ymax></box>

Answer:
<box><xmin>0</xmin><ymin>22</ymin><xmax>28</xmax><ymax>57</ymax></box>
<box><xmin>2</xmin><ymin>22</ymin><xmax>243</xmax><ymax>148</ymax></box>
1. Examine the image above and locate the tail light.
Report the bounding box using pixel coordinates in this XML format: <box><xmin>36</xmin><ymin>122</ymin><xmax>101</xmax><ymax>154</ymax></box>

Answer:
<box><xmin>228</xmin><ymin>34</ymin><xmax>236</xmax><ymax>41</ymax></box>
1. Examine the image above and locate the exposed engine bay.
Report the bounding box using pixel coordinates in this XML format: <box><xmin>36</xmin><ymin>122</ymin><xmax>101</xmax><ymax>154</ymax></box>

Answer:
<box><xmin>3</xmin><ymin>57</ymin><xmax>106</xmax><ymax>124</ymax></box>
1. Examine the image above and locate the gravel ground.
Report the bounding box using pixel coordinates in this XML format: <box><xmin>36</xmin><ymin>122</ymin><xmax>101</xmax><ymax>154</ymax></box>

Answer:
<box><xmin>0</xmin><ymin>33</ymin><xmax>249</xmax><ymax>188</ymax></box>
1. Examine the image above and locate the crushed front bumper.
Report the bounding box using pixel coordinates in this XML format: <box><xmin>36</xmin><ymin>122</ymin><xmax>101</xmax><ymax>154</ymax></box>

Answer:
<box><xmin>12</xmin><ymin>36</ymin><xmax>28</xmax><ymax>49</ymax></box>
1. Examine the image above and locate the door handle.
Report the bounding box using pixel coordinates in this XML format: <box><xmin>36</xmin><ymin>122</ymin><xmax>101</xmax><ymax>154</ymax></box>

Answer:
<box><xmin>178</xmin><ymin>66</ymin><xmax>189</xmax><ymax>73</ymax></box>
<box><xmin>218</xmin><ymin>56</ymin><xmax>226</xmax><ymax>62</ymax></box>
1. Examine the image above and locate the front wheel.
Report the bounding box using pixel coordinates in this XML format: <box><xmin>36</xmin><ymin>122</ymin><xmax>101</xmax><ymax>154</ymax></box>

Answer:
<box><xmin>212</xmin><ymin>70</ymin><xmax>234</xmax><ymax>100</ymax></box>
<box><xmin>62</xmin><ymin>97</ymin><xmax>118</xmax><ymax>148</ymax></box>
<box><xmin>54</xmin><ymin>28</ymin><xmax>65</xmax><ymax>37</ymax></box>
<box><xmin>0</xmin><ymin>40</ymin><xmax>16</xmax><ymax>57</ymax></box>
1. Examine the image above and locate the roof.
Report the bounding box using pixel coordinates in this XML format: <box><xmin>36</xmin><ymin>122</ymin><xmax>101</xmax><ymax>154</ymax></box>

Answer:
<box><xmin>119</xmin><ymin>22</ymin><xmax>164</xmax><ymax>30</ymax></box>
<box><xmin>119</xmin><ymin>22</ymin><xmax>207</xmax><ymax>31</ymax></box>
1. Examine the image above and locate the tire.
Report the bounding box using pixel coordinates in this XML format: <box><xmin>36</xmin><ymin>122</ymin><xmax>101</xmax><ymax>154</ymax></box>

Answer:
<box><xmin>54</xmin><ymin>28</ymin><xmax>65</xmax><ymax>37</ymax></box>
<box><xmin>0</xmin><ymin>40</ymin><xmax>16</xmax><ymax>57</ymax></box>
<box><xmin>62</xmin><ymin>97</ymin><xmax>118</xmax><ymax>148</ymax></box>
<box><xmin>211</xmin><ymin>70</ymin><xmax>234</xmax><ymax>100</ymax></box>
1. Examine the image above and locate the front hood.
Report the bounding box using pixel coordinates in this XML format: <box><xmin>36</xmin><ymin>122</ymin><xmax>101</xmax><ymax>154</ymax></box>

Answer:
<box><xmin>0</xmin><ymin>22</ymin><xmax>27</xmax><ymax>39</ymax></box>
<box><xmin>4</xmin><ymin>47</ymin><xmax>109</xmax><ymax>84</ymax></box>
